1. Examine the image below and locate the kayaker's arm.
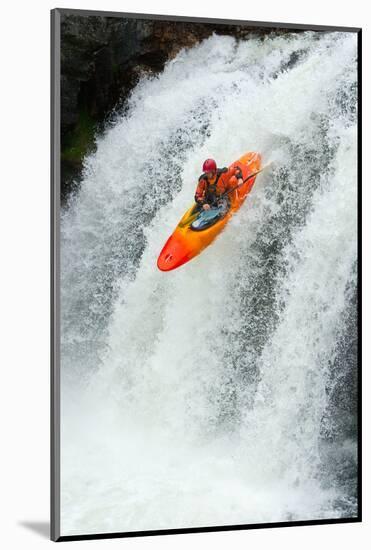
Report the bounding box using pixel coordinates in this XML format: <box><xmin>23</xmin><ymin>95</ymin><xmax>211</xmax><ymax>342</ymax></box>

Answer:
<box><xmin>223</xmin><ymin>166</ymin><xmax>244</xmax><ymax>193</ymax></box>
<box><xmin>194</xmin><ymin>177</ymin><xmax>207</xmax><ymax>205</ymax></box>
<box><xmin>233</xmin><ymin>166</ymin><xmax>244</xmax><ymax>186</ymax></box>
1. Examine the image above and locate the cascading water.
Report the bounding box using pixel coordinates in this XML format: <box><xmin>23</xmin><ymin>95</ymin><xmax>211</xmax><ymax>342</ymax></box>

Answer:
<box><xmin>60</xmin><ymin>30</ymin><xmax>358</xmax><ymax>535</ymax></box>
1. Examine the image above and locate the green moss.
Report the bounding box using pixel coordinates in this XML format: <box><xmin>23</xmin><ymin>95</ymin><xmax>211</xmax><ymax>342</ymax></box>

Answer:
<box><xmin>112</xmin><ymin>61</ymin><xmax>120</xmax><ymax>75</ymax></box>
<box><xmin>61</xmin><ymin>109</ymin><xmax>96</xmax><ymax>165</ymax></box>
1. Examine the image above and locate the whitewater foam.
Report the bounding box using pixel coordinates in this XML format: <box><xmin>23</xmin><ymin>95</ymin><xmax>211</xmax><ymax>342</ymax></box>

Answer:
<box><xmin>60</xmin><ymin>30</ymin><xmax>358</xmax><ymax>535</ymax></box>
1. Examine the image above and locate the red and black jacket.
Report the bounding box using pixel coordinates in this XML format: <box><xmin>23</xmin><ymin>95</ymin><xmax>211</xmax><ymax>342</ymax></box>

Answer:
<box><xmin>195</xmin><ymin>166</ymin><xmax>242</xmax><ymax>205</ymax></box>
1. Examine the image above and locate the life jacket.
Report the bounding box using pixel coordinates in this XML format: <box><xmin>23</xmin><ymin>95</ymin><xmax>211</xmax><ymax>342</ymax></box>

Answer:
<box><xmin>198</xmin><ymin>167</ymin><xmax>228</xmax><ymax>202</ymax></box>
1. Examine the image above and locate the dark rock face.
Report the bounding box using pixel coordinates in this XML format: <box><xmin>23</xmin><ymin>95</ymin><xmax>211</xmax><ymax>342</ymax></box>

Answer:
<box><xmin>60</xmin><ymin>14</ymin><xmax>289</xmax><ymax>199</ymax></box>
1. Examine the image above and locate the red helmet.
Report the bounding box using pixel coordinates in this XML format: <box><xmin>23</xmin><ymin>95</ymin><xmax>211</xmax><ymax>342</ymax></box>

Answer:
<box><xmin>202</xmin><ymin>158</ymin><xmax>217</xmax><ymax>172</ymax></box>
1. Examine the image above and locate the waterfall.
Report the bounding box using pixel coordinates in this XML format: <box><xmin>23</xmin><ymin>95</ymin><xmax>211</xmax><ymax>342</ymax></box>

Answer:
<box><xmin>60</xmin><ymin>30</ymin><xmax>358</xmax><ymax>535</ymax></box>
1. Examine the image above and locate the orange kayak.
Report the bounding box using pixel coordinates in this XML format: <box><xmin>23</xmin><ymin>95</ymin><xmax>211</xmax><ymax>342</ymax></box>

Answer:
<box><xmin>157</xmin><ymin>152</ymin><xmax>262</xmax><ymax>271</ymax></box>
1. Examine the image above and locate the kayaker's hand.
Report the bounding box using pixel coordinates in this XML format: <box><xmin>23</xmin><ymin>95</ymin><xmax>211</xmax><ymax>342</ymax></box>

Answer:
<box><xmin>203</xmin><ymin>204</ymin><xmax>211</xmax><ymax>210</ymax></box>
<box><xmin>238</xmin><ymin>178</ymin><xmax>244</xmax><ymax>185</ymax></box>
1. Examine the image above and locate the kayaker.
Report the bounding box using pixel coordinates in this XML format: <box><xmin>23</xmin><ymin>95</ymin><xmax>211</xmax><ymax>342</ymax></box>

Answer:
<box><xmin>195</xmin><ymin>158</ymin><xmax>244</xmax><ymax>210</ymax></box>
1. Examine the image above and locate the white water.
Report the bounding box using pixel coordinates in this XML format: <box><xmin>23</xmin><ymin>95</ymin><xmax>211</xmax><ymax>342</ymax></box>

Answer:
<box><xmin>60</xmin><ymin>31</ymin><xmax>358</xmax><ymax>535</ymax></box>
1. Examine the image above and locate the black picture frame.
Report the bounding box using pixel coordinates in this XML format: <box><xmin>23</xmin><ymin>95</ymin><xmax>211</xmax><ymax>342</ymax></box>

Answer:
<box><xmin>51</xmin><ymin>8</ymin><xmax>362</xmax><ymax>542</ymax></box>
